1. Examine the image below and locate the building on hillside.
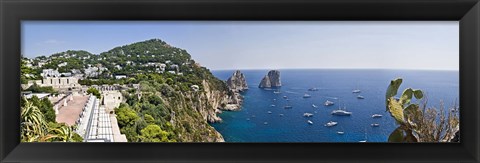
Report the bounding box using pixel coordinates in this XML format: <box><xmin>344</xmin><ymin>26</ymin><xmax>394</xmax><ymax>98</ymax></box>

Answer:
<box><xmin>41</xmin><ymin>69</ymin><xmax>61</xmax><ymax>78</ymax></box>
<box><xmin>114</xmin><ymin>75</ymin><xmax>127</xmax><ymax>79</ymax></box>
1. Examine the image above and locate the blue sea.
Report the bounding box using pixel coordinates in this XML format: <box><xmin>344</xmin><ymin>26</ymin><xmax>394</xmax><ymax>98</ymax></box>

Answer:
<box><xmin>210</xmin><ymin>69</ymin><xmax>459</xmax><ymax>142</ymax></box>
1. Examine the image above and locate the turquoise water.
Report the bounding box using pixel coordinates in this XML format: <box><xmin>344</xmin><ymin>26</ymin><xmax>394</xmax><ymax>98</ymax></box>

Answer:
<box><xmin>211</xmin><ymin>69</ymin><xmax>459</xmax><ymax>142</ymax></box>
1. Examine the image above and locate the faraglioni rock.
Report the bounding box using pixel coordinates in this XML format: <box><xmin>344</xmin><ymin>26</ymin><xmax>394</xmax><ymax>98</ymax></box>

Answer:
<box><xmin>226</xmin><ymin>70</ymin><xmax>248</xmax><ymax>92</ymax></box>
<box><xmin>259</xmin><ymin>70</ymin><xmax>281</xmax><ymax>88</ymax></box>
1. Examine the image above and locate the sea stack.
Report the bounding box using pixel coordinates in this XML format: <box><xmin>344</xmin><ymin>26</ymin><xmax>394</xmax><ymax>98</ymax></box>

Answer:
<box><xmin>223</xmin><ymin>70</ymin><xmax>248</xmax><ymax>111</ymax></box>
<box><xmin>259</xmin><ymin>70</ymin><xmax>281</xmax><ymax>88</ymax></box>
<box><xmin>226</xmin><ymin>70</ymin><xmax>248</xmax><ymax>92</ymax></box>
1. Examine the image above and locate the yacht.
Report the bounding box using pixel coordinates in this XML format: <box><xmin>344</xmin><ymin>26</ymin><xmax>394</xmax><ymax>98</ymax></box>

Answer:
<box><xmin>284</xmin><ymin>105</ymin><xmax>293</xmax><ymax>109</ymax></box>
<box><xmin>264</xmin><ymin>122</ymin><xmax>268</xmax><ymax>125</ymax></box>
<box><xmin>307</xmin><ymin>120</ymin><xmax>314</xmax><ymax>125</ymax></box>
<box><xmin>308</xmin><ymin>88</ymin><xmax>319</xmax><ymax>91</ymax></box>
<box><xmin>303</xmin><ymin>94</ymin><xmax>312</xmax><ymax>98</ymax></box>
<box><xmin>312</xmin><ymin>104</ymin><xmax>318</xmax><ymax>108</ymax></box>
<box><xmin>303</xmin><ymin>113</ymin><xmax>314</xmax><ymax>117</ymax></box>
<box><xmin>325</xmin><ymin>121</ymin><xmax>338</xmax><ymax>127</ymax></box>
<box><xmin>279</xmin><ymin>114</ymin><xmax>284</xmax><ymax>117</ymax></box>
<box><xmin>267</xmin><ymin>111</ymin><xmax>272</xmax><ymax>114</ymax></box>
<box><xmin>352</xmin><ymin>89</ymin><xmax>361</xmax><ymax>93</ymax></box>
<box><xmin>331</xmin><ymin>107</ymin><xmax>352</xmax><ymax>116</ymax></box>
<box><xmin>283</xmin><ymin>96</ymin><xmax>288</xmax><ymax>99</ymax></box>
<box><xmin>324</xmin><ymin>100</ymin><xmax>335</xmax><ymax>106</ymax></box>
<box><xmin>337</xmin><ymin>131</ymin><xmax>345</xmax><ymax>135</ymax></box>
<box><xmin>270</xmin><ymin>104</ymin><xmax>276</xmax><ymax>107</ymax></box>
<box><xmin>273</xmin><ymin>91</ymin><xmax>281</xmax><ymax>94</ymax></box>
<box><xmin>371</xmin><ymin>114</ymin><xmax>383</xmax><ymax>118</ymax></box>
<box><xmin>357</xmin><ymin>95</ymin><xmax>365</xmax><ymax>99</ymax></box>
<box><xmin>371</xmin><ymin>123</ymin><xmax>380</xmax><ymax>127</ymax></box>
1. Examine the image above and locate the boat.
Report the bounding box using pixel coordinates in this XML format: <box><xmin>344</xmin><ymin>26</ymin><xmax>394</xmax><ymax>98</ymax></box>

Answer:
<box><xmin>270</xmin><ymin>104</ymin><xmax>276</xmax><ymax>107</ymax></box>
<box><xmin>337</xmin><ymin>131</ymin><xmax>345</xmax><ymax>135</ymax></box>
<box><xmin>371</xmin><ymin>114</ymin><xmax>383</xmax><ymax>118</ymax></box>
<box><xmin>246</xmin><ymin>118</ymin><xmax>250</xmax><ymax>121</ymax></box>
<box><xmin>357</xmin><ymin>95</ymin><xmax>365</xmax><ymax>99</ymax></box>
<box><xmin>303</xmin><ymin>113</ymin><xmax>313</xmax><ymax>117</ymax></box>
<box><xmin>268</xmin><ymin>111</ymin><xmax>272</xmax><ymax>114</ymax></box>
<box><xmin>312</xmin><ymin>104</ymin><xmax>318</xmax><ymax>108</ymax></box>
<box><xmin>273</xmin><ymin>91</ymin><xmax>281</xmax><ymax>94</ymax></box>
<box><xmin>303</xmin><ymin>94</ymin><xmax>312</xmax><ymax>98</ymax></box>
<box><xmin>283</xmin><ymin>96</ymin><xmax>288</xmax><ymax>99</ymax></box>
<box><xmin>264</xmin><ymin>122</ymin><xmax>268</xmax><ymax>125</ymax></box>
<box><xmin>324</xmin><ymin>100</ymin><xmax>335</xmax><ymax>106</ymax></box>
<box><xmin>352</xmin><ymin>89</ymin><xmax>361</xmax><ymax>93</ymax></box>
<box><xmin>279</xmin><ymin>114</ymin><xmax>284</xmax><ymax>116</ymax></box>
<box><xmin>359</xmin><ymin>129</ymin><xmax>368</xmax><ymax>142</ymax></box>
<box><xmin>252</xmin><ymin>115</ymin><xmax>256</xmax><ymax>118</ymax></box>
<box><xmin>308</xmin><ymin>88</ymin><xmax>319</xmax><ymax>91</ymax></box>
<box><xmin>284</xmin><ymin>105</ymin><xmax>293</xmax><ymax>109</ymax></box>
<box><xmin>307</xmin><ymin>120</ymin><xmax>314</xmax><ymax>125</ymax></box>
<box><xmin>371</xmin><ymin>123</ymin><xmax>380</xmax><ymax>127</ymax></box>
<box><xmin>331</xmin><ymin>107</ymin><xmax>352</xmax><ymax>116</ymax></box>
<box><xmin>325</xmin><ymin>121</ymin><xmax>338</xmax><ymax>127</ymax></box>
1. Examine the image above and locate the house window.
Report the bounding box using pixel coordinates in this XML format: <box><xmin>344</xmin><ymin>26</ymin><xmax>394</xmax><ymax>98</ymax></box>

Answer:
<box><xmin>58</xmin><ymin>79</ymin><xmax>61</xmax><ymax>84</ymax></box>
<box><xmin>67</xmin><ymin>79</ymin><xmax>69</xmax><ymax>84</ymax></box>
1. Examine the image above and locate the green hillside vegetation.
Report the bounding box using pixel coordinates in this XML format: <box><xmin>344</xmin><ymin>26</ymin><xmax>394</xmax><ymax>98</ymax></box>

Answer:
<box><xmin>24</xmin><ymin>39</ymin><xmax>231</xmax><ymax>142</ymax></box>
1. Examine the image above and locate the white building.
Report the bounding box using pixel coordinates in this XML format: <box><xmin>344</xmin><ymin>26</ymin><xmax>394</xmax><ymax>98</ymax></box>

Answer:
<box><xmin>115</xmin><ymin>75</ymin><xmax>127</xmax><ymax>79</ymax></box>
<box><xmin>41</xmin><ymin>69</ymin><xmax>61</xmax><ymax>78</ymax></box>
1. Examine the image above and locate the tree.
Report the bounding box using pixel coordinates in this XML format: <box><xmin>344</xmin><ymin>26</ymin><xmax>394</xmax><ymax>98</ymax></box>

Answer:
<box><xmin>21</xmin><ymin>98</ymin><xmax>49</xmax><ymax>142</ymax></box>
<box><xmin>87</xmin><ymin>87</ymin><xmax>101</xmax><ymax>99</ymax></box>
<box><xmin>139</xmin><ymin>124</ymin><xmax>174</xmax><ymax>142</ymax></box>
<box><xmin>144</xmin><ymin>114</ymin><xmax>155</xmax><ymax>124</ymax></box>
<box><xmin>115</xmin><ymin>106</ymin><xmax>139</xmax><ymax>128</ymax></box>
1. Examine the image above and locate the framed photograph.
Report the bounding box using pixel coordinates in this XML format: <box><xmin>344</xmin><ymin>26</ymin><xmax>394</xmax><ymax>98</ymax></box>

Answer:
<box><xmin>1</xmin><ymin>0</ymin><xmax>479</xmax><ymax>162</ymax></box>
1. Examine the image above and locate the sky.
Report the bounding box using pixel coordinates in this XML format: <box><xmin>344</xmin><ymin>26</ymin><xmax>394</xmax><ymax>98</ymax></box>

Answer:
<box><xmin>22</xmin><ymin>21</ymin><xmax>459</xmax><ymax>70</ymax></box>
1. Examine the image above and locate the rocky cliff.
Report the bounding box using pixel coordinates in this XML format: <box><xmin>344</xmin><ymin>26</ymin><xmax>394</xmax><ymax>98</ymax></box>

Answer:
<box><xmin>259</xmin><ymin>70</ymin><xmax>281</xmax><ymax>88</ymax></box>
<box><xmin>226</xmin><ymin>70</ymin><xmax>248</xmax><ymax>92</ymax></box>
<box><xmin>223</xmin><ymin>70</ymin><xmax>248</xmax><ymax>111</ymax></box>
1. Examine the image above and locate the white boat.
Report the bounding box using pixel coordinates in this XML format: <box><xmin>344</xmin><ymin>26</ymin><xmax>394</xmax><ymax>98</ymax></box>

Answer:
<box><xmin>371</xmin><ymin>123</ymin><xmax>380</xmax><ymax>127</ymax></box>
<box><xmin>270</xmin><ymin>104</ymin><xmax>276</xmax><ymax>107</ymax></box>
<box><xmin>308</xmin><ymin>88</ymin><xmax>319</xmax><ymax>91</ymax></box>
<box><xmin>359</xmin><ymin>129</ymin><xmax>368</xmax><ymax>142</ymax></box>
<box><xmin>246</xmin><ymin>118</ymin><xmax>250</xmax><ymax>121</ymax></box>
<box><xmin>312</xmin><ymin>104</ymin><xmax>318</xmax><ymax>108</ymax></box>
<box><xmin>331</xmin><ymin>108</ymin><xmax>352</xmax><ymax>116</ymax></box>
<box><xmin>303</xmin><ymin>113</ymin><xmax>313</xmax><ymax>117</ymax></box>
<box><xmin>279</xmin><ymin>114</ymin><xmax>284</xmax><ymax>116</ymax></box>
<box><xmin>324</xmin><ymin>100</ymin><xmax>335</xmax><ymax>106</ymax></box>
<box><xmin>303</xmin><ymin>94</ymin><xmax>312</xmax><ymax>98</ymax></box>
<box><xmin>337</xmin><ymin>131</ymin><xmax>345</xmax><ymax>135</ymax></box>
<box><xmin>268</xmin><ymin>111</ymin><xmax>272</xmax><ymax>114</ymax></box>
<box><xmin>283</xmin><ymin>96</ymin><xmax>288</xmax><ymax>99</ymax></box>
<box><xmin>352</xmin><ymin>89</ymin><xmax>361</xmax><ymax>93</ymax></box>
<box><xmin>273</xmin><ymin>91</ymin><xmax>281</xmax><ymax>94</ymax></box>
<box><xmin>325</xmin><ymin>121</ymin><xmax>338</xmax><ymax>127</ymax></box>
<box><xmin>307</xmin><ymin>120</ymin><xmax>314</xmax><ymax>125</ymax></box>
<box><xmin>264</xmin><ymin>122</ymin><xmax>268</xmax><ymax>125</ymax></box>
<box><xmin>284</xmin><ymin>105</ymin><xmax>293</xmax><ymax>109</ymax></box>
<box><xmin>357</xmin><ymin>95</ymin><xmax>364</xmax><ymax>99</ymax></box>
<box><xmin>371</xmin><ymin>114</ymin><xmax>383</xmax><ymax>118</ymax></box>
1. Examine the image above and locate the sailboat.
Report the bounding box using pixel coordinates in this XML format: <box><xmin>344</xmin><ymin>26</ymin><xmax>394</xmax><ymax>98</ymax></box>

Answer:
<box><xmin>352</xmin><ymin>84</ymin><xmax>361</xmax><ymax>93</ymax></box>
<box><xmin>312</xmin><ymin>104</ymin><xmax>318</xmax><ymax>108</ymax></box>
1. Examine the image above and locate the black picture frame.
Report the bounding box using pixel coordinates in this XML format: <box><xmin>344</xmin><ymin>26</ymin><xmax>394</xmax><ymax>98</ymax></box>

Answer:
<box><xmin>1</xmin><ymin>0</ymin><xmax>479</xmax><ymax>162</ymax></box>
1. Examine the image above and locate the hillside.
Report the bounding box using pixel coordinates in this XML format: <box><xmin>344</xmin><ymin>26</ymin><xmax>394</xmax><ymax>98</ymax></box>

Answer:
<box><xmin>25</xmin><ymin>39</ymin><xmax>239</xmax><ymax>142</ymax></box>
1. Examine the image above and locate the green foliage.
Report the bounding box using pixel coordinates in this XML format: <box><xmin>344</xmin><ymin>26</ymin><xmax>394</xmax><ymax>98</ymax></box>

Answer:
<box><xmin>87</xmin><ymin>87</ymin><xmax>101</xmax><ymax>99</ymax></box>
<box><xmin>139</xmin><ymin>124</ymin><xmax>176</xmax><ymax>142</ymax></box>
<box><xmin>28</xmin><ymin>96</ymin><xmax>56</xmax><ymax>123</ymax></box>
<box><xmin>25</xmin><ymin>84</ymin><xmax>57</xmax><ymax>94</ymax></box>
<box><xmin>115</xmin><ymin>105</ymin><xmax>139</xmax><ymax>128</ymax></box>
<box><xmin>386</xmin><ymin>78</ymin><xmax>459</xmax><ymax>142</ymax></box>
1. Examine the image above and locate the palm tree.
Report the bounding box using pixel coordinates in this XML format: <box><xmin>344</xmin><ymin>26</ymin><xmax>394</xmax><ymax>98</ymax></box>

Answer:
<box><xmin>20</xmin><ymin>98</ymin><xmax>48</xmax><ymax>142</ymax></box>
<box><xmin>48</xmin><ymin>125</ymin><xmax>75</xmax><ymax>142</ymax></box>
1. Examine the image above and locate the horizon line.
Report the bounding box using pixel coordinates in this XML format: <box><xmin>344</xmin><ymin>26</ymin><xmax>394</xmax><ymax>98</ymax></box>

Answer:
<box><xmin>209</xmin><ymin>68</ymin><xmax>460</xmax><ymax>71</ymax></box>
